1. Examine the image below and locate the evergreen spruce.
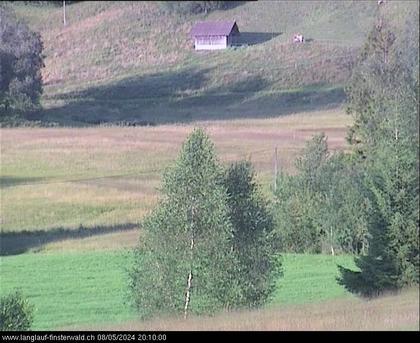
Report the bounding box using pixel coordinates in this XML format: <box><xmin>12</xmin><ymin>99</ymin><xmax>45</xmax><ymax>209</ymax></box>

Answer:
<box><xmin>339</xmin><ymin>14</ymin><xmax>419</xmax><ymax>295</ymax></box>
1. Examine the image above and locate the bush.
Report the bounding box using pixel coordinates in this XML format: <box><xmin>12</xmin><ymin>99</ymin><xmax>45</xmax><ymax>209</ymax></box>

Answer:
<box><xmin>160</xmin><ymin>1</ymin><xmax>231</xmax><ymax>15</ymax></box>
<box><xmin>0</xmin><ymin>6</ymin><xmax>44</xmax><ymax>120</ymax></box>
<box><xmin>0</xmin><ymin>290</ymin><xmax>34</xmax><ymax>331</ymax></box>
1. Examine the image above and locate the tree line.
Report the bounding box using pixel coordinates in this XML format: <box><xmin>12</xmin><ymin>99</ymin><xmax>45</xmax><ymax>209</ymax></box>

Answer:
<box><xmin>274</xmin><ymin>12</ymin><xmax>418</xmax><ymax>296</ymax></box>
<box><xmin>159</xmin><ymin>1</ymin><xmax>236</xmax><ymax>15</ymax></box>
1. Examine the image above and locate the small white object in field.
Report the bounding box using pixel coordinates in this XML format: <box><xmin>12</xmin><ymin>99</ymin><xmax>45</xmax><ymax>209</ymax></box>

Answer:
<box><xmin>293</xmin><ymin>34</ymin><xmax>304</xmax><ymax>43</ymax></box>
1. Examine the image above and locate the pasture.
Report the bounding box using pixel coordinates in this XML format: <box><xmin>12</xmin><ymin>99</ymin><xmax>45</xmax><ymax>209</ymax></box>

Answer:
<box><xmin>1</xmin><ymin>109</ymin><xmax>351</xmax><ymax>244</ymax></box>
<box><xmin>0</xmin><ymin>106</ymin><xmax>367</xmax><ymax>331</ymax></box>
<box><xmin>2</xmin><ymin>249</ymin><xmax>418</xmax><ymax>331</ymax></box>
<box><xmin>0</xmin><ymin>252</ymin><xmax>358</xmax><ymax>330</ymax></box>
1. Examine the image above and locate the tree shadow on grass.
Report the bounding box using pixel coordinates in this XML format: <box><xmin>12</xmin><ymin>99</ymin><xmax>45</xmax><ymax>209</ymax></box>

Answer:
<box><xmin>0</xmin><ymin>176</ymin><xmax>47</xmax><ymax>189</ymax></box>
<box><xmin>235</xmin><ymin>32</ymin><xmax>282</xmax><ymax>46</ymax></box>
<box><xmin>41</xmin><ymin>66</ymin><xmax>214</xmax><ymax>125</ymax></box>
<box><xmin>39</xmin><ymin>65</ymin><xmax>346</xmax><ymax>126</ymax></box>
<box><xmin>0</xmin><ymin>223</ymin><xmax>138</xmax><ymax>256</ymax></box>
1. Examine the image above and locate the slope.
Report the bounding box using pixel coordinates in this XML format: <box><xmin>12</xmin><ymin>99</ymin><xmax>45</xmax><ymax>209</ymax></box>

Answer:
<box><xmin>9</xmin><ymin>0</ymin><xmax>418</xmax><ymax>125</ymax></box>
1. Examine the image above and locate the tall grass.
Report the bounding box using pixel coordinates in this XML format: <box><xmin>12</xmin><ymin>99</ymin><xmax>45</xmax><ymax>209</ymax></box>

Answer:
<box><xmin>83</xmin><ymin>288</ymin><xmax>419</xmax><ymax>331</ymax></box>
<box><xmin>1</xmin><ymin>111</ymin><xmax>351</xmax><ymax>235</ymax></box>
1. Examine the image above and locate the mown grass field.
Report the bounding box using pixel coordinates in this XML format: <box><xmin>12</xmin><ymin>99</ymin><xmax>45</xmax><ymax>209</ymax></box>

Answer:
<box><xmin>0</xmin><ymin>252</ymin><xmax>358</xmax><ymax>330</ymax></box>
<box><xmin>0</xmin><ymin>250</ymin><xmax>135</xmax><ymax>330</ymax></box>
<box><xmin>1</xmin><ymin>249</ymin><xmax>419</xmax><ymax>330</ymax></box>
<box><xmin>0</xmin><ymin>110</ymin><xmax>351</xmax><ymax>242</ymax></box>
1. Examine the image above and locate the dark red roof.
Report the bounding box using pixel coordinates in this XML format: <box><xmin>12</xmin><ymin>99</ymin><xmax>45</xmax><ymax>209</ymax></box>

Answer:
<box><xmin>190</xmin><ymin>21</ymin><xmax>239</xmax><ymax>37</ymax></box>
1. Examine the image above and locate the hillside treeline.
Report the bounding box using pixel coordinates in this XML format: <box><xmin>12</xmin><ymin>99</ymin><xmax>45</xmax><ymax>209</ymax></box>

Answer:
<box><xmin>159</xmin><ymin>1</ymin><xmax>236</xmax><ymax>15</ymax></box>
<box><xmin>273</xmin><ymin>14</ymin><xmax>419</xmax><ymax>296</ymax></box>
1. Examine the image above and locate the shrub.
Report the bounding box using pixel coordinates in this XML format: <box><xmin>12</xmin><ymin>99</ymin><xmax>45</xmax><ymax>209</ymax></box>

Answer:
<box><xmin>0</xmin><ymin>6</ymin><xmax>44</xmax><ymax>120</ymax></box>
<box><xmin>0</xmin><ymin>290</ymin><xmax>34</xmax><ymax>331</ymax></box>
<box><xmin>160</xmin><ymin>1</ymin><xmax>231</xmax><ymax>15</ymax></box>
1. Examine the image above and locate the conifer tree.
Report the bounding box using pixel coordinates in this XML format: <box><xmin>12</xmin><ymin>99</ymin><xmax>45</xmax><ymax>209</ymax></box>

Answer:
<box><xmin>339</xmin><ymin>14</ymin><xmax>419</xmax><ymax>295</ymax></box>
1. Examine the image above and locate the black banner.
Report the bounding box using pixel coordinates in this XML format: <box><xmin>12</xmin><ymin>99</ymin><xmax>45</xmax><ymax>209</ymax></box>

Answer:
<box><xmin>1</xmin><ymin>330</ymin><xmax>418</xmax><ymax>342</ymax></box>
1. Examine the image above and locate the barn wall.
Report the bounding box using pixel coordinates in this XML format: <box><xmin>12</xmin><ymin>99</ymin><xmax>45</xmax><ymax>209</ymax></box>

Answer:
<box><xmin>194</xmin><ymin>35</ymin><xmax>227</xmax><ymax>50</ymax></box>
<box><xmin>228</xmin><ymin>33</ymin><xmax>239</xmax><ymax>46</ymax></box>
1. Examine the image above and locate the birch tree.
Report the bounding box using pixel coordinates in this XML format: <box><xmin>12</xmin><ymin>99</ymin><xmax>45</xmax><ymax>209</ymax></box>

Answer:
<box><xmin>224</xmin><ymin>161</ymin><xmax>280</xmax><ymax>307</ymax></box>
<box><xmin>129</xmin><ymin>128</ymin><xmax>240</xmax><ymax>319</ymax></box>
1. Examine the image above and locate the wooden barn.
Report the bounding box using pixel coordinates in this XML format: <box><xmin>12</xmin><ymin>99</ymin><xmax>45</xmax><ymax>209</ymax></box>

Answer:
<box><xmin>190</xmin><ymin>21</ymin><xmax>240</xmax><ymax>50</ymax></box>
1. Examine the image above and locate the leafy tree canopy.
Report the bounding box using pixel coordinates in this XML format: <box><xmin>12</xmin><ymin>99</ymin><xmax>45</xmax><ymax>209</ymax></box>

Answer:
<box><xmin>0</xmin><ymin>6</ymin><xmax>44</xmax><ymax>120</ymax></box>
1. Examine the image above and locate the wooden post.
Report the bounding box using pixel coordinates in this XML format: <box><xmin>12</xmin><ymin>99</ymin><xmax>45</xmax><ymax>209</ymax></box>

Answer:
<box><xmin>274</xmin><ymin>147</ymin><xmax>278</xmax><ymax>192</ymax></box>
<box><xmin>63</xmin><ymin>1</ymin><xmax>66</xmax><ymax>27</ymax></box>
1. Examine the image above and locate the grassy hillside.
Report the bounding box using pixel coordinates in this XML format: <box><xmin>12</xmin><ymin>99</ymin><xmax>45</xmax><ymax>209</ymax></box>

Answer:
<box><xmin>0</xmin><ymin>252</ymin><xmax>358</xmax><ymax>330</ymax></box>
<box><xmin>7</xmin><ymin>0</ymin><xmax>417</xmax><ymax>125</ymax></box>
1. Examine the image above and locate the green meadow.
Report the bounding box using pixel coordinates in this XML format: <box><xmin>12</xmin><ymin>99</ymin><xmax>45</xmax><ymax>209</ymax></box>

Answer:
<box><xmin>0</xmin><ymin>251</ymin><xmax>357</xmax><ymax>330</ymax></box>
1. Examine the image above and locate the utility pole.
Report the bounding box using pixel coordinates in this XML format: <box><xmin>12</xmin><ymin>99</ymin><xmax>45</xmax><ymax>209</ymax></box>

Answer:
<box><xmin>273</xmin><ymin>147</ymin><xmax>278</xmax><ymax>192</ymax></box>
<box><xmin>63</xmin><ymin>1</ymin><xmax>66</xmax><ymax>27</ymax></box>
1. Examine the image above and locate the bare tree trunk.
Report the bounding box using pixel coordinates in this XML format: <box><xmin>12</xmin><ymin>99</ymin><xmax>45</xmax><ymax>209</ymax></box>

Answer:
<box><xmin>63</xmin><ymin>1</ymin><xmax>66</xmax><ymax>26</ymax></box>
<box><xmin>184</xmin><ymin>269</ymin><xmax>193</xmax><ymax>320</ymax></box>
<box><xmin>330</xmin><ymin>227</ymin><xmax>335</xmax><ymax>256</ymax></box>
<box><xmin>273</xmin><ymin>147</ymin><xmax>278</xmax><ymax>192</ymax></box>
<box><xmin>184</xmin><ymin>205</ymin><xmax>195</xmax><ymax>320</ymax></box>
<box><xmin>393</xmin><ymin>99</ymin><xmax>400</xmax><ymax>181</ymax></box>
